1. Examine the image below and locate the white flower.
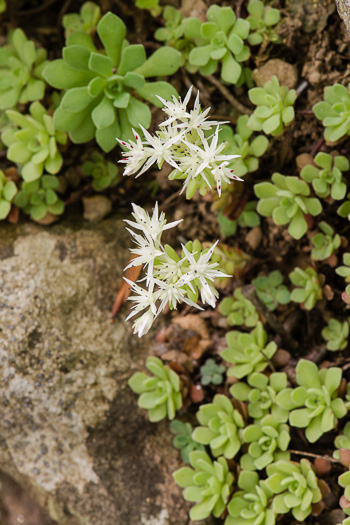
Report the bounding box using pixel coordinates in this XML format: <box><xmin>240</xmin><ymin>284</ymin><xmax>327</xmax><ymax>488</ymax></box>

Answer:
<box><xmin>181</xmin><ymin>241</ymin><xmax>230</xmax><ymax>306</ymax></box>
<box><xmin>178</xmin><ymin>90</ymin><xmax>222</xmax><ymax>131</ymax></box>
<box><xmin>183</xmin><ymin>127</ymin><xmax>240</xmax><ymax>176</ymax></box>
<box><xmin>199</xmin><ymin>280</ymin><xmax>219</xmax><ymax>308</ymax></box>
<box><xmin>125</xmin><ymin>202</ymin><xmax>182</xmax><ymax>243</ymax></box>
<box><xmin>211</xmin><ymin>162</ymin><xmax>244</xmax><ymax>196</ymax></box>
<box><xmin>116</xmin><ymin>87</ymin><xmax>243</xmax><ymax>197</ymax></box>
<box><xmin>174</xmin><ymin>154</ymin><xmax>212</xmax><ymax>193</ymax></box>
<box><xmin>132</xmin><ymin>308</ymin><xmax>155</xmax><ymax>337</ymax></box>
<box><xmin>117</xmin><ymin>129</ymin><xmax>149</xmax><ymax>176</ymax></box>
<box><xmin>132</xmin><ymin>125</ymin><xmax>183</xmax><ymax>177</ymax></box>
<box><xmin>155</xmin><ymin>278</ymin><xmax>203</xmax><ymax>313</ymax></box>
<box><xmin>125</xmin><ymin>235</ymin><xmax>163</xmax><ymax>282</ymax></box>
<box><xmin>154</xmin><ymin>257</ymin><xmax>185</xmax><ymax>282</ymax></box>
<box><xmin>125</xmin><ymin>278</ymin><xmax>158</xmax><ymax>318</ymax></box>
<box><xmin>157</xmin><ymin>85</ymin><xmax>193</xmax><ymax>127</ymax></box>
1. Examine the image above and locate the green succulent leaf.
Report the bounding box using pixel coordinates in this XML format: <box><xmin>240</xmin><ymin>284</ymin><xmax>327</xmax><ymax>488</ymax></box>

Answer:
<box><xmin>128</xmin><ymin>356</ymin><xmax>182</xmax><ymax>422</ymax></box>
<box><xmin>44</xmin><ymin>12</ymin><xmax>180</xmax><ymax>151</ymax></box>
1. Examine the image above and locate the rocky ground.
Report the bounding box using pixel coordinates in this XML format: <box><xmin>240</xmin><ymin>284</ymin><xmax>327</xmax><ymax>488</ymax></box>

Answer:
<box><xmin>0</xmin><ymin>215</ymin><xmax>205</xmax><ymax>525</ymax></box>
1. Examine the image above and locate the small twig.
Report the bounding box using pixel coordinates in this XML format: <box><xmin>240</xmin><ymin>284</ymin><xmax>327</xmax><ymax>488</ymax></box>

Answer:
<box><xmin>235</xmin><ymin>0</ymin><xmax>245</xmax><ymax>18</ymax></box>
<box><xmin>143</xmin><ymin>41</ymin><xmax>161</xmax><ymax>50</ymax></box>
<box><xmin>206</xmin><ymin>75</ymin><xmax>252</xmax><ymax>115</ymax></box>
<box><xmin>289</xmin><ymin>449</ymin><xmax>339</xmax><ymax>464</ymax></box>
<box><xmin>296</xmin><ymin>110</ymin><xmax>314</xmax><ymax>115</ymax></box>
<box><xmin>181</xmin><ymin>70</ymin><xmax>211</xmax><ymax>107</ymax></box>
<box><xmin>13</xmin><ymin>0</ymin><xmax>60</xmax><ymax>15</ymax></box>
<box><xmin>310</xmin><ymin>137</ymin><xmax>325</xmax><ymax>157</ymax></box>
<box><xmin>241</xmin><ymin>285</ymin><xmax>299</xmax><ymax>352</ymax></box>
<box><xmin>259</xmin><ymin>349</ymin><xmax>276</xmax><ymax>373</ymax></box>
<box><xmin>302</xmin><ymin>345</ymin><xmax>328</xmax><ymax>365</ymax></box>
<box><xmin>57</xmin><ymin>0</ymin><xmax>73</xmax><ymax>47</ymax></box>
<box><xmin>160</xmin><ymin>190</ymin><xmax>181</xmax><ymax>211</ymax></box>
<box><xmin>63</xmin><ymin>185</ymin><xmax>91</xmax><ymax>206</ymax></box>
<box><xmin>195</xmin><ymin>77</ymin><xmax>213</xmax><ymax>105</ymax></box>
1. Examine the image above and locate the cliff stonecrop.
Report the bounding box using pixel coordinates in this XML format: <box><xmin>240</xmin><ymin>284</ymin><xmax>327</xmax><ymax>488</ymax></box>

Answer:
<box><xmin>128</xmin><ymin>356</ymin><xmax>182</xmax><ymax>421</ymax></box>
<box><xmin>44</xmin><ymin>12</ymin><xmax>181</xmax><ymax>151</ymax></box>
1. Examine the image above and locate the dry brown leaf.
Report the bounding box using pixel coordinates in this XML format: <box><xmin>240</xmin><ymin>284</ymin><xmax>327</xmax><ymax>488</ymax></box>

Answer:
<box><xmin>172</xmin><ymin>314</ymin><xmax>212</xmax><ymax>359</ymax></box>
<box><xmin>7</xmin><ymin>206</ymin><xmax>19</xmax><ymax>224</ymax></box>
<box><xmin>110</xmin><ymin>255</ymin><xmax>142</xmax><ymax>321</ymax></box>
<box><xmin>172</xmin><ymin>314</ymin><xmax>209</xmax><ymax>339</ymax></box>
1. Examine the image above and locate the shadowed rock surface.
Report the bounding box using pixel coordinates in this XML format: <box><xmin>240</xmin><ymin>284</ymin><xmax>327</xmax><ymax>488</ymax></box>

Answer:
<box><xmin>0</xmin><ymin>216</ymin><xmax>201</xmax><ymax>525</ymax></box>
<box><xmin>336</xmin><ymin>0</ymin><xmax>350</xmax><ymax>37</ymax></box>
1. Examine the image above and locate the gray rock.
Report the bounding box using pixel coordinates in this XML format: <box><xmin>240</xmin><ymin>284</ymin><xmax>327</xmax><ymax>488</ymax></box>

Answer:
<box><xmin>0</xmin><ymin>216</ymin><xmax>195</xmax><ymax>525</ymax></box>
<box><xmin>336</xmin><ymin>0</ymin><xmax>350</xmax><ymax>37</ymax></box>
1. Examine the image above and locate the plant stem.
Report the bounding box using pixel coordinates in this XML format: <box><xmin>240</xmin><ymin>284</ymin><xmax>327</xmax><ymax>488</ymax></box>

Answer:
<box><xmin>241</xmin><ymin>284</ymin><xmax>299</xmax><ymax>352</ymax></box>
<box><xmin>206</xmin><ymin>75</ymin><xmax>252</xmax><ymax>115</ymax></box>
<box><xmin>289</xmin><ymin>449</ymin><xmax>339</xmax><ymax>464</ymax></box>
<box><xmin>310</xmin><ymin>137</ymin><xmax>325</xmax><ymax>157</ymax></box>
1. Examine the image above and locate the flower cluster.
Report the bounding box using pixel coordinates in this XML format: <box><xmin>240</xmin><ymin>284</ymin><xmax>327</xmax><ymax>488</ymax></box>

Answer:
<box><xmin>125</xmin><ymin>202</ymin><xmax>229</xmax><ymax>337</ymax></box>
<box><xmin>118</xmin><ymin>86</ymin><xmax>243</xmax><ymax>199</ymax></box>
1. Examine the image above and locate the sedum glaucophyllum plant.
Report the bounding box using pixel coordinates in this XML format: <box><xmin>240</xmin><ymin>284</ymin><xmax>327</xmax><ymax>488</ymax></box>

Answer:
<box><xmin>338</xmin><ymin>192</ymin><xmax>350</xmax><ymax>220</ymax></box>
<box><xmin>230</xmin><ymin>371</ymin><xmax>289</xmax><ymax>422</ymax></box>
<box><xmin>276</xmin><ymin>359</ymin><xmax>347</xmax><ymax>442</ymax></box>
<box><xmin>170</xmin><ymin>419</ymin><xmax>205</xmax><ymax>464</ymax></box>
<box><xmin>217</xmin><ymin>201</ymin><xmax>260</xmax><ymax>237</ymax></box>
<box><xmin>339</xmin><ymin>470</ymin><xmax>350</xmax><ymax>516</ymax></box>
<box><xmin>240</xmin><ymin>414</ymin><xmax>291</xmax><ymax>471</ymax></box>
<box><xmin>173</xmin><ymin>450</ymin><xmax>234</xmax><ymax>520</ymax></box>
<box><xmin>192</xmin><ymin>394</ymin><xmax>245</xmax><ymax>459</ymax></box>
<box><xmin>322</xmin><ymin>318</ymin><xmax>349</xmax><ymax>351</ymax></box>
<box><xmin>254</xmin><ymin>173</ymin><xmax>322</xmax><ymax>239</ymax></box>
<box><xmin>225</xmin><ymin>470</ymin><xmax>276</xmax><ymax>525</ymax></box>
<box><xmin>221</xmin><ymin>322</ymin><xmax>277</xmax><ymax>379</ymax></box>
<box><xmin>218</xmin><ymin>116</ymin><xmax>269</xmax><ymax>177</ymax></box>
<box><xmin>313</xmin><ymin>84</ymin><xmax>350</xmax><ymax>143</ymax></box>
<box><xmin>128</xmin><ymin>356</ymin><xmax>182</xmax><ymax>421</ymax></box>
<box><xmin>311</xmin><ymin>221</ymin><xmax>341</xmax><ymax>260</ymax></box>
<box><xmin>0</xmin><ymin>170</ymin><xmax>17</xmax><ymax>219</ymax></box>
<box><xmin>265</xmin><ymin>459</ymin><xmax>322</xmax><ymax>521</ymax></box>
<box><xmin>14</xmin><ymin>175</ymin><xmax>64</xmax><ymax>221</ymax></box>
<box><xmin>62</xmin><ymin>1</ymin><xmax>101</xmax><ymax>39</ymax></box>
<box><xmin>210</xmin><ymin>243</ymin><xmax>251</xmax><ymax>287</ymax></box>
<box><xmin>81</xmin><ymin>151</ymin><xmax>119</xmax><ymax>191</ymax></box>
<box><xmin>154</xmin><ymin>6</ymin><xmax>185</xmax><ymax>47</ymax></box>
<box><xmin>289</xmin><ymin>267</ymin><xmax>323</xmax><ymax>310</ymax></box>
<box><xmin>44</xmin><ymin>12</ymin><xmax>181</xmax><ymax>152</ymax></box>
<box><xmin>219</xmin><ymin>288</ymin><xmax>259</xmax><ymax>327</ymax></box>
<box><xmin>124</xmin><ymin>203</ymin><xmax>229</xmax><ymax>337</ymax></box>
<box><xmin>300</xmin><ymin>152</ymin><xmax>349</xmax><ymax>200</ymax></box>
<box><xmin>135</xmin><ymin>0</ymin><xmax>161</xmax><ymax>15</ymax></box>
<box><xmin>200</xmin><ymin>358</ymin><xmax>225</xmax><ymax>386</ymax></box>
<box><xmin>336</xmin><ymin>253</ymin><xmax>350</xmax><ymax>297</ymax></box>
<box><xmin>334</xmin><ymin>421</ymin><xmax>350</xmax><ymax>460</ymax></box>
<box><xmin>184</xmin><ymin>5</ymin><xmax>250</xmax><ymax>85</ymax></box>
<box><xmin>247</xmin><ymin>0</ymin><xmax>281</xmax><ymax>45</ymax></box>
<box><xmin>118</xmin><ymin>86</ymin><xmax>243</xmax><ymax>199</ymax></box>
<box><xmin>1</xmin><ymin>101</ymin><xmax>67</xmax><ymax>182</ymax></box>
<box><xmin>252</xmin><ymin>270</ymin><xmax>291</xmax><ymax>311</ymax></box>
<box><xmin>0</xmin><ymin>28</ymin><xmax>49</xmax><ymax>110</ymax></box>
<box><xmin>247</xmin><ymin>76</ymin><xmax>297</xmax><ymax>136</ymax></box>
